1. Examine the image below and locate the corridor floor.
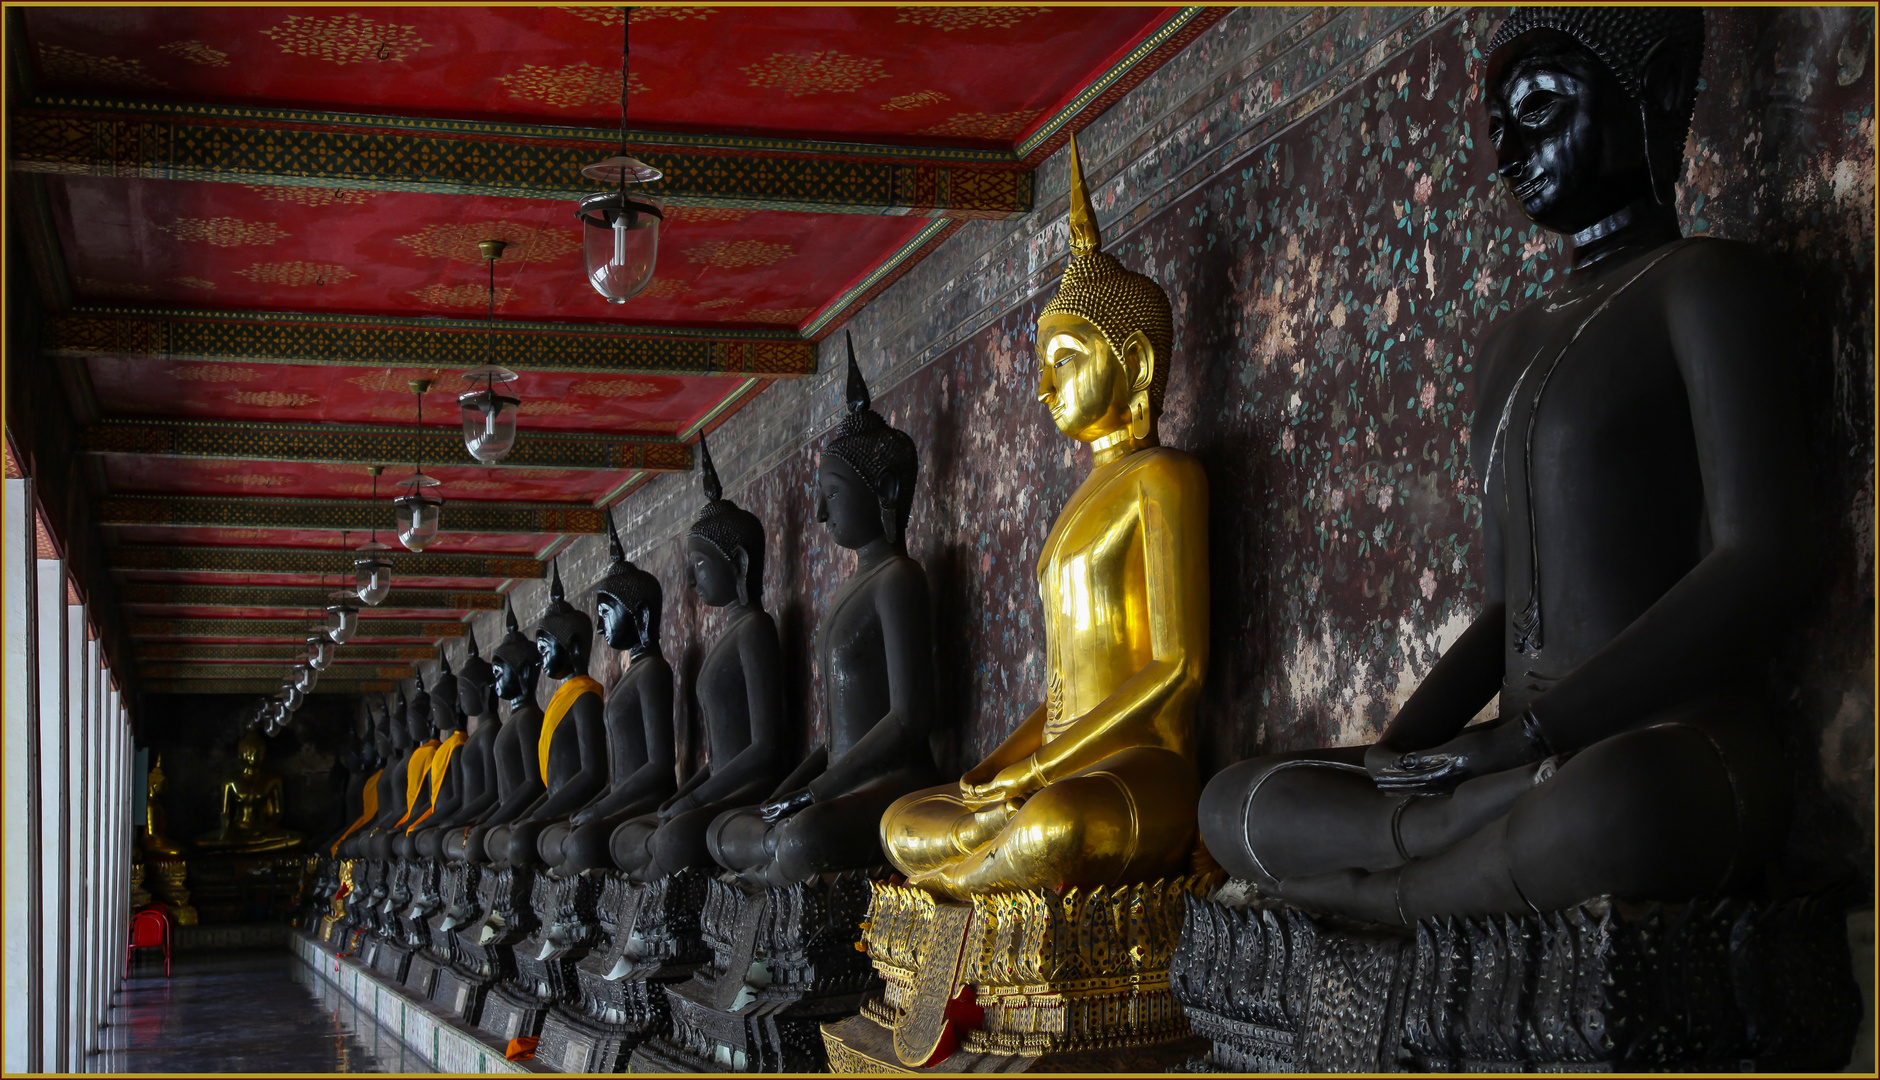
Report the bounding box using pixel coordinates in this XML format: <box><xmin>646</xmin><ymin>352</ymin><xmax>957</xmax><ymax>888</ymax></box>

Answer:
<box><xmin>89</xmin><ymin>949</ymin><xmax>434</xmax><ymax>1073</ymax></box>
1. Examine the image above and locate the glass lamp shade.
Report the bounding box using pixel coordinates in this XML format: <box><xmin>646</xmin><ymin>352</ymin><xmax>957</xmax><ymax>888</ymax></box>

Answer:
<box><xmin>281</xmin><ymin>685</ymin><xmax>304</xmax><ymax>712</ymax></box>
<box><xmin>325</xmin><ymin>596</ymin><xmax>359</xmax><ymax>644</ymax></box>
<box><xmin>294</xmin><ymin>663</ymin><xmax>318</xmax><ymax>693</ymax></box>
<box><xmin>577</xmin><ymin>190</ymin><xmax>662</xmax><ymax>304</ymax></box>
<box><xmin>354</xmin><ymin>541</ymin><xmax>392</xmax><ymax>606</ymax></box>
<box><xmin>459</xmin><ymin>366</ymin><xmax>521</xmax><ymax>463</ymax></box>
<box><xmin>393</xmin><ymin>472</ymin><xmax>445</xmax><ymax>552</ymax></box>
<box><xmin>306</xmin><ymin>634</ymin><xmax>333</xmax><ymax>671</ymax></box>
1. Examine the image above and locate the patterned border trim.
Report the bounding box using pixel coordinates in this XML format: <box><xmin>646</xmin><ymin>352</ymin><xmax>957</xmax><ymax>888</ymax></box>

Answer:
<box><xmin>137</xmin><ymin>643</ymin><xmax>439</xmax><ymax>662</ymax></box>
<box><xmin>100</xmin><ymin>494</ymin><xmax>607</xmax><ymax>535</ymax></box>
<box><xmin>49</xmin><ymin>310</ymin><xmax>818</xmax><ymax>378</ymax></box>
<box><xmin>108</xmin><ymin>545</ymin><xmax>543</xmax><ymax>579</ymax></box>
<box><xmin>143</xmin><ymin>663</ymin><xmax>423</xmax><ymax>681</ymax></box>
<box><xmin>801</xmin><ymin>219</ymin><xmax>963</xmax><ymax>339</ymax></box>
<box><xmin>1014</xmin><ymin>6</ymin><xmax>1232</xmax><ymax>166</ymax></box>
<box><xmin>129</xmin><ymin>617</ymin><xmax>467</xmax><ymax>639</ymax></box>
<box><xmin>119</xmin><ymin>582</ymin><xmax>500</xmax><ymax>611</ymax></box>
<box><xmin>146</xmin><ymin>680</ymin><xmax>396</xmax><ymax>694</ymax></box>
<box><xmin>85</xmin><ymin>418</ymin><xmax>691</xmax><ymax>473</ymax></box>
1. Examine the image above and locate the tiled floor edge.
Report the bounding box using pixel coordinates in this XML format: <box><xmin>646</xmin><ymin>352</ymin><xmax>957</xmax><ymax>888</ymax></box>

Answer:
<box><xmin>291</xmin><ymin>932</ymin><xmax>530</xmax><ymax>1075</ymax></box>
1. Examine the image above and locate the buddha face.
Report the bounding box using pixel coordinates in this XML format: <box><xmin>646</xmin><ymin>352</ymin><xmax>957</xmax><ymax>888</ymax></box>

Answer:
<box><xmin>536</xmin><ymin>631</ymin><xmax>576</xmax><ymax>680</ymax></box>
<box><xmin>816</xmin><ymin>454</ymin><xmax>884</xmax><ymax>550</ymax></box>
<box><xmin>406</xmin><ymin>693</ymin><xmax>431</xmax><ymax>741</ymax></box>
<box><xmin>597</xmin><ymin>592</ymin><xmax>641</xmax><ymax>652</ymax></box>
<box><xmin>686</xmin><ymin>536</ymin><xmax>741</xmax><ymax>608</ymax></box>
<box><xmin>456</xmin><ymin>673</ymin><xmax>489</xmax><ymax>718</ymax></box>
<box><xmin>492</xmin><ymin>651</ymin><xmax>540</xmax><ymax>703</ymax></box>
<box><xmin>1485</xmin><ymin>30</ymin><xmax>1649</xmax><ymax>234</ymax></box>
<box><xmin>1036</xmin><ymin>312</ymin><xmax>1147</xmax><ymax>443</ymax></box>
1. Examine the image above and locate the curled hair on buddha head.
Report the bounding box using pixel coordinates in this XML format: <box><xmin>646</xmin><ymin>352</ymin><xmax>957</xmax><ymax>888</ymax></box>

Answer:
<box><xmin>825</xmin><ymin>331</ymin><xmax>919</xmax><ymax>548</ymax></box>
<box><xmin>1040</xmin><ymin>132</ymin><xmax>1175</xmax><ymax>425</ymax></box>
<box><xmin>596</xmin><ymin>506</ymin><xmax>663</xmax><ymax>651</ymax></box>
<box><xmin>493</xmin><ymin>594</ymin><xmax>537</xmax><ymax>674</ymax></box>
<box><xmin>686</xmin><ymin>432</ymin><xmax>766</xmax><ymax>605</ymax></box>
<box><xmin>457</xmin><ymin>625</ymin><xmax>495</xmax><ymax>708</ymax></box>
<box><xmin>429</xmin><ymin>647</ymin><xmax>459</xmax><ymax>729</ymax></box>
<box><xmin>534</xmin><ymin>558</ymin><xmax>593</xmax><ymax>654</ymax></box>
<box><xmin>1486</xmin><ymin>7</ymin><xmax>1705</xmax><ymax>207</ymax></box>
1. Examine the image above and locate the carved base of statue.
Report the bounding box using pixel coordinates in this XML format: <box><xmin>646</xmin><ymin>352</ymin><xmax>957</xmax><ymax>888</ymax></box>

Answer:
<box><xmin>429</xmin><ymin>862</ymin><xmax>507</xmax><ymax>1024</ymax></box>
<box><xmin>821</xmin><ymin>875</ymin><xmax>1214</xmax><ymax>1074</ymax></box>
<box><xmin>399</xmin><ymin>857</ymin><xmax>443</xmax><ymax>949</ymax></box>
<box><xmin>427</xmin><ymin>861</ymin><xmax>480</xmax><ymax>964</ymax></box>
<box><xmin>151</xmin><ymin>857</ymin><xmax>197</xmax><ymax>925</ymax></box>
<box><xmin>483</xmin><ymin>871</ymin><xmax>607</xmax><ymax>1045</ymax></box>
<box><xmin>320</xmin><ymin>859</ymin><xmax>360</xmax><ymax>949</ymax></box>
<box><xmin>536</xmin><ymin>869</ymin><xmax>712</xmax><ymax>1073</ymax></box>
<box><xmin>130</xmin><ymin>862</ymin><xmax>152</xmax><ymax>911</ymax></box>
<box><xmin>470</xmin><ymin>865</ymin><xmax>546</xmax><ymax>1044</ymax></box>
<box><xmin>632</xmin><ymin>871</ymin><xmax>879</xmax><ymax>1073</ymax></box>
<box><xmin>299</xmin><ymin>857</ymin><xmax>336</xmax><ymax>934</ymax></box>
<box><xmin>1166</xmin><ymin>884</ymin><xmax>1861</xmax><ymax>1073</ymax></box>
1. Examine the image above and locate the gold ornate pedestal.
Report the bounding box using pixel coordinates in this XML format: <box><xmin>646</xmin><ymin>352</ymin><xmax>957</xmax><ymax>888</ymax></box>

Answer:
<box><xmin>318</xmin><ymin>859</ymin><xmax>357</xmax><ymax>945</ymax></box>
<box><xmin>151</xmin><ymin>857</ymin><xmax>198</xmax><ymax>925</ymax></box>
<box><xmin>129</xmin><ymin>862</ymin><xmax>152</xmax><ymax>910</ymax></box>
<box><xmin>821</xmin><ymin>875</ymin><xmax>1215</xmax><ymax>1073</ymax></box>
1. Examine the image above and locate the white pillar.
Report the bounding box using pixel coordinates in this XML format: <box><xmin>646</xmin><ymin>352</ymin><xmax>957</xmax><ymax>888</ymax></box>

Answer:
<box><xmin>2</xmin><ymin>480</ymin><xmax>40</xmax><ymax>1074</ymax></box>
<box><xmin>35</xmin><ymin>559</ymin><xmax>68</xmax><ymax>1074</ymax></box>
<box><xmin>64</xmin><ymin>603</ymin><xmax>87</xmax><ymax>1067</ymax></box>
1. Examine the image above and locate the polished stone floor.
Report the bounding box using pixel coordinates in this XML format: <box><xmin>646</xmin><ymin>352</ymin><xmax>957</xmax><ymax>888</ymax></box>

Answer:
<box><xmin>89</xmin><ymin>949</ymin><xmax>434</xmax><ymax>1073</ymax></box>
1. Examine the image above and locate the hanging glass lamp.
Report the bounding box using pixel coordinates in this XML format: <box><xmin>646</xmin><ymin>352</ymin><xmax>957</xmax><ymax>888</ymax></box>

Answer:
<box><xmin>326</xmin><ymin>593</ymin><xmax>359</xmax><ymax>643</ymax></box>
<box><xmin>355</xmin><ymin>467</ymin><xmax>393</xmax><ymax>605</ymax></box>
<box><xmin>281</xmin><ymin>684</ymin><xmax>304</xmax><ymax>712</ymax></box>
<box><xmin>576</xmin><ymin>14</ymin><xmax>663</xmax><ymax>303</ymax></box>
<box><xmin>460</xmin><ymin>240</ymin><xmax>522</xmax><ymax>462</ymax></box>
<box><xmin>294</xmin><ymin>663</ymin><xmax>318</xmax><ymax>694</ymax></box>
<box><xmin>306</xmin><ymin>632</ymin><xmax>333</xmax><ymax>671</ymax></box>
<box><xmin>393</xmin><ymin>379</ymin><xmax>447</xmax><ymax>552</ymax></box>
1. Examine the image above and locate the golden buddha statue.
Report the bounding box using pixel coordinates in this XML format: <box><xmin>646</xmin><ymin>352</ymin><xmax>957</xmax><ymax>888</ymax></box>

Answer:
<box><xmin>196</xmin><ymin>731</ymin><xmax>304</xmax><ymax>854</ymax></box>
<box><xmin>138</xmin><ymin>755</ymin><xmax>185</xmax><ymax>857</ymax></box>
<box><xmin>880</xmin><ymin>133</ymin><xmax>1209</xmax><ymax>897</ymax></box>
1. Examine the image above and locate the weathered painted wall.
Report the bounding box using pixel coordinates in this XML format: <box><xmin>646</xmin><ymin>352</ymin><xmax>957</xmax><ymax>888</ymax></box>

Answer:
<box><xmin>447</xmin><ymin>7</ymin><xmax>1872</xmax><ymax>888</ymax></box>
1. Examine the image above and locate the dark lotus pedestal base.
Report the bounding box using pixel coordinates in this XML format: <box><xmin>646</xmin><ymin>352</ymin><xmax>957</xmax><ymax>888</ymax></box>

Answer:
<box><xmin>629</xmin><ymin>871</ymin><xmax>878</xmax><ymax>1073</ymax></box>
<box><xmin>1168</xmin><ymin>885</ymin><xmax>1862</xmax><ymax>1073</ymax></box>
<box><xmin>404</xmin><ymin>951</ymin><xmax>445</xmax><ymax>1000</ymax></box>
<box><xmin>480</xmin><ymin>980</ymin><xmax>552</xmax><ymax>1046</ymax></box>
<box><xmin>371</xmin><ymin>939</ymin><xmax>416</xmax><ymax>985</ymax></box>
<box><xmin>537</xmin><ymin>868</ymin><xmax>711</xmax><ymax>1073</ymax></box>
<box><xmin>819</xmin><ymin>1013</ymin><xmax>1209</xmax><ymax>1074</ymax></box>
<box><xmin>432</xmin><ymin>964</ymin><xmax>499</xmax><ymax>1027</ymax></box>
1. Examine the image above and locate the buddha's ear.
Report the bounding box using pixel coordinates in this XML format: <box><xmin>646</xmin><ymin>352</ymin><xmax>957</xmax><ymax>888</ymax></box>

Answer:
<box><xmin>1122</xmin><ymin>329</ymin><xmax>1156</xmax><ymax>439</ymax></box>
<box><xmin>734</xmin><ymin>546</ymin><xmax>751</xmax><ymax>607</ymax></box>
<box><xmin>876</xmin><ymin>472</ymin><xmax>904</xmax><ymax>548</ymax></box>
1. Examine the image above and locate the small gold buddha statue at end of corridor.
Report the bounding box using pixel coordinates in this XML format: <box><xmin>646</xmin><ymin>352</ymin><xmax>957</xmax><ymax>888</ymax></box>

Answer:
<box><xmin>138</xmin><ymin>755</ymin><xmax>185</xmax><ymax>857</ymax></box>
<box><xmin>196</xmin><ymin>731</ymin><xmax>305</xmax><ymax>854</ymax></box>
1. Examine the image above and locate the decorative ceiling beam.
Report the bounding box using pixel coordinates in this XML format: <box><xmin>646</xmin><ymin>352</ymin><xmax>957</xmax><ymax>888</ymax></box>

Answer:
<box><xmin>119</xmin><ymin>582</ymin><xmax>500</xmax><ymax>612</ymax></box>
<box><xmin>137</xmin><ymin>643</ymin><xmax>441</xmax><ymax>663</ymax></box>
<box><xmin>85</xmin><ymin>418</ymin><xmax>690</xmax><ymax>473</ymax></box>
<box><xmin>145</xmin><ymin>680</ymin><xmax>396</xmax><ymax>696</ymax></box>
<box><xmin>142</xmin><ymin>664</ymin><xmax>423</xmax><ymax>682</ymax></box>
<box><xmin>130</xmin><ymin>617</ymin><xmax>466</xmax><ymax>640</ymax></box>
<box><xmin>10</xmin><ymin>100</ymin><xmax>1033</xmax><ymax>220</ymax></box>
<box><xmin>47</xmin><ymin>307</ymin><xmax>818</xmax><ymax>378</ymax></box>
<box><xmin>109</xmin><ymin>545</ymin><xmax>542</xmax><ymax>579</ymax></box>
<box><xmin>101</xmin><ymin>493</ymin><xmax>605</xmax><ymax>536</ymax></box>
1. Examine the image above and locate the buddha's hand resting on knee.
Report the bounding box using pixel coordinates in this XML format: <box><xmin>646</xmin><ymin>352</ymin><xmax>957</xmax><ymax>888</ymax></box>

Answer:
<box><xmin>569</xmin><ymin>806</ymin><xmax>596</xmax><ymax>828</ymax></box>
<box><xmin>759</xmin><ymin>789</ymin><xmax>813</xmax><ymax>823</ymax></box>
<box><xmin>655</xmin><ymin>793</ymin><xmax>694</xmax><ymax>821</ymax></box>
<box><xmin>1369</xmin><ymin>711</ymin><xmax>1549</xmax><ymax>795</ymax></box>
<box><xmin>960</xmin><ymin>755</ymin><xmax>1044</xmax><ymax>807</ymax></box>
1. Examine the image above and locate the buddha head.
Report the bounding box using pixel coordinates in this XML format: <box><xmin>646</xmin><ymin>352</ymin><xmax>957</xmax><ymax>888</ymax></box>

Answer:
<box><xmin>238</xmin><ymin>730</ymin><xmax>267</xmax><ymax>774</ymax></box>
<box><xmin>596</xmin><ymin>510</ymin><xmax>663</xmax><ymax>657</ymax></box>
<box><xmin>389</xmin><ymin>693</ymin><xmax>412</xmax><ymax>749</ymax></box>
<box><xmin>820</xmin><ymin>332</ymin><xmax>919</xmax><ymax>550</ymax></box>
<box><xmin>1484</xmin><ymin>7</ymin><xmax>1704</xmax><ymax>233</ymax></box>
<box><xmin>535</xmin><ymin>560</ymin><xmax>594</xmax><ymax>679</ymax></box>
<box><xmin>457</xmin><ymin>628</ymin><xmax>497</xmax><ymax>719</ymax></box>
<box><xmin>405</xmin><ymin>672</ymin><xmax>432</xmax><ymax>743</ymax></box>
<box><xmin>430</xmin><ymin>650</ymin><xmax>463</xmax><ymax>734</ymax></box>
<box><xmin>1036</xmin><ymin>133</ymin><xmax>1174</xmax><ymax>449</ymax></box>
<box><xmin>685</xmin><ymin>433</ymin><xmax>766</xmax><ymax>608</ymax></box>
<box><xmin>148</xmin><ymin>755</ymin><xmax>168</xmax><ymax>798</ymax></box>
<box><xmin>492</xmin><ymin>596</ymin><xmax>542</xmax><ymax>704</ymax></box>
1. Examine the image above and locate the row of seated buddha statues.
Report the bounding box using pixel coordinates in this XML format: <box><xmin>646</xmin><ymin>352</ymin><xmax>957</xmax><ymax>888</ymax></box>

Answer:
<box><xmin>304</xmin><ymin>7</ymin><xmax>1858</xmax><ymax>1073</ymax></box>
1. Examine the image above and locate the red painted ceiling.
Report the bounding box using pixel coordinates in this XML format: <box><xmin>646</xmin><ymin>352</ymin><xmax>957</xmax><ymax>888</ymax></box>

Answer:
<box><xmin>102</xmin><ymin>455</ymin><xmax>632</xmax><ymax>505</ymax></box>
<box><xmin>22</xmin><ymin>6</ymin><xmax>1172</xmax><ymax>144</ymax></box>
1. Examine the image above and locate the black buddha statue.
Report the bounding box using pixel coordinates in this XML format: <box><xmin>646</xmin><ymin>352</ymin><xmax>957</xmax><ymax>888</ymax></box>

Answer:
<box><xmin>361</xmin><ymin>691</ymin><xmax>417</xmax><ymax>861</ymax></box>
<box><xmin>1197</xmin><ymin>8</ymin><xmax>1816</xmax><ymax>923</ymax></box>
<box><xmin>610</xmin><ymin>433</ymin><xmax>791</xmax><ymax>882</ymax></box>
<box><xmin>539</xmin><ymin>511</ymin><xmax>676</xmax><ymax>878</ymax></box>
<box><xmin>459</xmin><ymin>599</ymin><xmax>548</xmax><ymax>865</ymax></box>
<box><xmin>408</xmin><ymin>651</ymin><xmax>471</xmax><ymax>858</ymax></box>
<box><xmin>481</xmin><ymin>563</ymin><xmax>609</xmax><ymax>867</ymax></box>
<box><xmin>390</xmin><ymin>675</ymin><xmax>439</xmax><ymax>860</ymax></box>
<box><xmin>433</xmin><ymin>631</ymin><xmax>504</xmax><ymax>861</ymax></box>
<box><xmin>707</xmin><ymin>335</ymin><xmax>939</xmax><ymax>886</ymax></box>
<box><xmin>339</xmin><ymin>700</ymin><xmax>394</xmax><ymax>858</ymax></box>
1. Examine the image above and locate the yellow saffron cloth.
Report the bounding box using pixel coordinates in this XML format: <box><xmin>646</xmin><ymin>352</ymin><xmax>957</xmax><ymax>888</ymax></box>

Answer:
<box><xmin>539</xmin><ymin>676</ymin><xmax>603</xmax><ymax>782</ymax></box>
<box><xmin>331</xmin><ymin>769</ymin><xmax>382</xmax><ymax>855</ymax></box>
<box><xmin>406</xmin><ymin>730</ymin><xmax>467</xmax><ymax>832</ymax></box>
<box><xmin>393</xmin><ymin>741</ymin><xmax>440</xmax><ymax>828</ymax></box>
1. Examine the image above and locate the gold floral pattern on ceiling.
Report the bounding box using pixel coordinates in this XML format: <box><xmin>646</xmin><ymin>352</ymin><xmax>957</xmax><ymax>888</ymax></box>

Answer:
<box><xmin>203</xmin><ymin>529</ymin><xmax>277</xmax><ymax>542</ymax></box>
<box><xmin>894</xmin><ymin>7</ymin><xmax>1050</xmax><ymax>31</ymax></box>
<box><xmin>259</xmin><ymin>14</ymin><xmax>432</xmax><ymax>66</ymax></box>
<box><xmin>746</xmin><ymin>307</ymin><xmax>810</xmax><ymax>324</ymax></box>
<box><xmin>344</xmin><ymin>370</ymin><xmax>475</xmax><ymax>396</ymax></box>
<box><xmin>75</xmin><ymin>276</ymin><xmax>153</xmax><ymax>299</ymax></box>
<box><xmin>231</xmin><ymin>262</ymin><xmax>356</xmax><ymax>286</ymax></box>
<box><xmin>881</xmin><ymin>90</ymin><xmax>951</xmax><ymax>112</ymax></box>
<box><xmin>396</xmin><ymin>222</ymin><xmax>577</xmax><ymax>265</ymax></box>
<box><xmin>524</xmin><ymin>401</ymin><xmax>587</xmax><ymax>417</ymax></box>
<box><xmin>569</xmin><ymin>378</ymin><xmax>661</xmax><ymax>398</ymax></box>
<box><xmin>168</xmin><ymin>276</ymin><xmax>217</xmax><ymax>290</ymax></box>
<box><xmin>917</xmin><ymin>109</ymin><xmax>1043</xmax><ymax>140</ymax></box>
<box><xmin>409</xmin><ymin>284</ymin><xmax>515</xmax><ymax>308</ymax></box>
<box><xmin>685</xmin><ymin>239</ymin><xmax>794</xmax><ymax>268</ymax></box>
<box><xmin>157</xmin><ymin>217</ymin><xmax>289</xmax><ymax>248</ymax></box>
<box><xmin>170</xmin><ymin>365</ymin><xmax>258</xmax><ymax>383</ymax></box>
<box><xmin>158</xmin><ymin>40</ymin><xmax>231</xmax><ymax>67</ymax></box>
<box><xmin>636</xmin><ymin>278</ymin><xmax>693</xmax><ymax>299</ymax></box>
<box><xmin>496</xmin><ymin>62</ymin><xmax>643</xmax><ymax>110</ymax></box>
<box><xmin>695</xmin><ymin>297</ymin><xmax>743</xmax><ymax>309</ymax></box>
<box><xmin>557</xmin><ymin>6</ymin><xmax>717</xmax><ymax>25</ymax></box>
<box><xmin>36</xmin><ymin>43</ymin><xmax>170</xmax><ymax>90</ymax></box>
<box><xmin>213</xmin><ymin>473</ymin><xmax>295</xmax><ymax>489</ymax></box>
<box><xmin>241</xmin><ymin>185</ymin><xmax>379</xmax><ymax>207</ymax></box>
<box><xmin>741</xmin><ymin>51</ymin><xmax>889</xmax><ymax>97</ymax></box>
<box><xmin>226</xmin><ymin>390</ymin><xmax>319</xmax><ymax>409</ymax></box>
<box><xmin>664</xmin><ymin>207</ymin><xmax>754</xmax><ymax>225</ymax></box>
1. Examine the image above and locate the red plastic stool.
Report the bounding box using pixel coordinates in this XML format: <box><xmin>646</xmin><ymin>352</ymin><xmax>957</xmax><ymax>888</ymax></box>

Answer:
<box><xmin>125</xmin><ymin>907</ymin><xmax>172</xmax><ymax>978</ymax></box>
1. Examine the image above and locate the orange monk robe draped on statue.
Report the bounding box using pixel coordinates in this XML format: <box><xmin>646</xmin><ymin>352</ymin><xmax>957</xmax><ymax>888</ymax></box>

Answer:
<box><xmin>393</xmin><ymin>740</ymin><xmax>440</xmax><ymax>828</ymax></box>
<box><xmin>539</xmin><ymin>677</ymin><xmax>603</xmax><ymax>781</ymax></box>
<box><xmin>405</xmin><ymin>729</ymin><xmax>468</xmax><ymax>832</ymax></box>
<box><xmin>331</xmin><ymin>768</ymin><xmax>383</xmax><ymax>855</ymax></box>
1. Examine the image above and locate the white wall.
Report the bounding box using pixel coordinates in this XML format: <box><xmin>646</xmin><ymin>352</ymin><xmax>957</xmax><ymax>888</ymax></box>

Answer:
<box><xmin>3</xmin><ymin>479</ymin><xmax>41</xmax><ymax>1073</ymax></box>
